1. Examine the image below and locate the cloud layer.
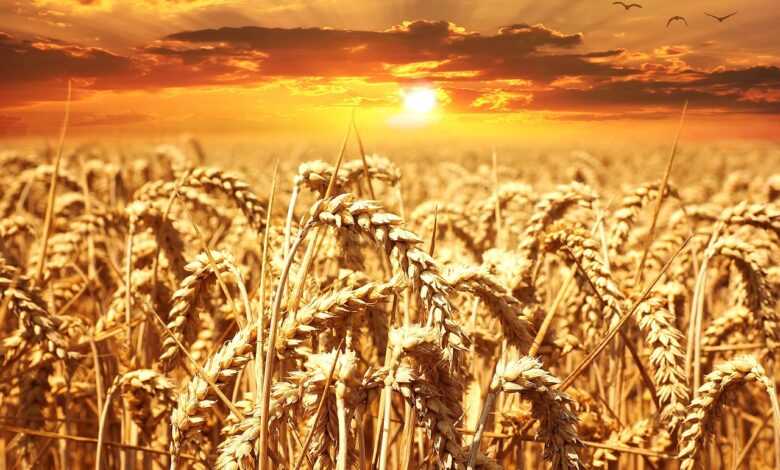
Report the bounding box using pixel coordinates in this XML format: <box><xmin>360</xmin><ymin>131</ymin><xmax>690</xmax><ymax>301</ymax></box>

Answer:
<box><xmin>2</xmin><ymin>20</ymin><xmax>779</xmax><ymax>119</ymax></box>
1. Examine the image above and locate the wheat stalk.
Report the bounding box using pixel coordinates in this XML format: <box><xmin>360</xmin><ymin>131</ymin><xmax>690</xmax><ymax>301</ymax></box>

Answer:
<box><xmin>609</xmin><ymin>181</ymin><xmax>678</xmax><ymax>255</ymax></box>
<box><xmin>159</xmin><ymin>250</ymin><xmax>241</xmax><ymax>367</ymax></box>
<box><xmin>491</xmin><ymin>356</ymin><xmax>584</xmax><ymax>470</ymax></box>
<box><xmin>678</xmin><ymin>355</ymin><xmax>780</xmax><ymax>470</ymax></box>
<box><xmin>518</xmin><ymin>182</ymin><xmax>597</xmax><ymax>279</ymax></box>
<box><xmin>0</xmin><ymin>260</ymin><xmax>72</xmax><ymax>364</ymax></box>
<box><xmin>305</xmin><ymin>194</ymin><xmax>470</xmax><ymax>361</ymax></box>
<box><xmin>445</xmin><ymin>265</ymin><xmax>534</xmax><ymax>350</ymax></box>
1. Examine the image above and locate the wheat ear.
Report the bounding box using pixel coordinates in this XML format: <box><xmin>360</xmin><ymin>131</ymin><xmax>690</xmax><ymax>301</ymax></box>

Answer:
<box><xmin>678</xmin><ymin>355</ymin><xmax>780</xmax><ymax>470</ymax></box>
<box><xmin>492</xmin><ymin>356</ymin><xmax>584</xmax><ymax>470</ymax></box>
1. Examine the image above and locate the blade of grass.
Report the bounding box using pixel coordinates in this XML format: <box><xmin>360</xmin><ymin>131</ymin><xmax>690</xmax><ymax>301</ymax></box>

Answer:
<box><xmin>352</xmin><ymin>108</ymin><xmax>376</xmax><ymax>200</ymax></box>
<box><xmin>34</xmin><ymin>79</ymin><xmax>71</xmax><ymax>284</ymax></box>
<box><xmin>632</xmin><ymin>100</ymin><xmax>688</xmax><ymax>289</ymax></box>
<box><xmin>255</xmin><ymin>160</ymin><xmax>278</xmax><ymax>399</ymax></box>
<box><xmin>491</xmin><ymin>147</ymin><xmax>504</xmax><ymax>249</ymax></box>
<box><xmin>0</xmin><ymin>424</ymin><xmax>193</xmax><ymax>460</ymax></box>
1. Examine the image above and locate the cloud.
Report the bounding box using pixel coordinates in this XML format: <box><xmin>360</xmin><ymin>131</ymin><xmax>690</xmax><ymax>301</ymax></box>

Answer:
<box><xmin>526</xmin><ymin>78</ymin><xmax>780</xmax><ymax>115</ymax></box>
<box><xmin>165</xmin><ymin>20</ymin><xmax>583</xmax><ymax>54</ymax></box>
<box><xmin>155</xmin><ymin>21</ymin><xmax>617</xmax><ymax>82</ymax></box>
<box><xmin>442</xmin><ymin>87</ymin><xmax>534</xmax><ymax>113</ymax></box>
<box><xmin>0</xmin><ymin>33</ymin><xmax>130</xmax><ymax>84</ymax></box>
<box><xmin>438</xmin><ymin>61</ymin><xmax>780</xmax><ymax>117</ymax></box>
<box><xmin>547</xmin><ymin>111</ymin><xmax>674</xmax><ymax>121</ymax></box>
<box><xmin>654</xmin><ymin>45</ymin><xmax>690</xmax><ymax>58</ymax></box>
<box><xmin>1</xmin><ymin>20</ymin><xmax>780</xmax><ymax>120</ymax></box>
<box><xmin>691</xmin><ymin>66</ymin><xmax>780</xmax><ymax>90</ymax></box>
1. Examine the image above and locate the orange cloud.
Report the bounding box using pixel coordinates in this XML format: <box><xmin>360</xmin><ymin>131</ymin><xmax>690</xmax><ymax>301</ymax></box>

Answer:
<box><xmin>2</xmin><ymin>19</ymin><xmax>780</xmax><ymax>122</ymax></box>
<box><xmin>156</xmin><ymin>21</ymin><xmax>610</xmax><ymax>82</ymax></box>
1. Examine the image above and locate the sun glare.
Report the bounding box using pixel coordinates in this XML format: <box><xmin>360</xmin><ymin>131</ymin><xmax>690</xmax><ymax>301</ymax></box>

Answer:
<box><xmin>403</xmin><ymin>87</ymin><xmax>437</xmax><ymax>114</ymax></box>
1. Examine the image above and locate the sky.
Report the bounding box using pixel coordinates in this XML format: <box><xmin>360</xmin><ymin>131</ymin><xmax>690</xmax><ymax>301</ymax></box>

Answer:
<box><xmin>1</xmin><ymin>0</ymin><xmax>779</xmax><ymax>141</ymax></box>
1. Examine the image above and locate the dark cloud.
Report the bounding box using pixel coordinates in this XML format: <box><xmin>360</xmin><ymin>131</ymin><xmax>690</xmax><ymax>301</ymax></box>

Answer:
<box><xmin>434</xmin><ymin>51</ymin><xmax>633</xmax><ymax>81</ymax></box>
<box><xmin>157</xmin><ymin>21</ymin><xmax>604</xmax><ymax>81</ymax></box>
<box><xmin>526</xmin><ymin>78</ymin><xmax>780</xmax><ymax>115</ymax></box>
<box><xmin>690</xmin><ymin>66</ymin><xmax>780</xmax><ymax>90</ymax></box>
<box><xmin>165</xmin><ymin>21</ymin><xmax>583</xmax><ymax>56</ymax></box>
<box><xmin>0</xmin><ymin>32</ymin><xmax>131</xmax><ymax>85</ymax></box>
<box><xmin>441</xmin><ymin>64</ymin><xmax>780</xmax><ymax>117</ymax></box>
<box><xmin>1</xmin><ymin>22</ymin><xmax>779</xmax><ymax>119</ymax></box>
<box><xmin>0</xmin><ymin>31</ymin><xmax>136</xmax><ymax>108</ymax></box>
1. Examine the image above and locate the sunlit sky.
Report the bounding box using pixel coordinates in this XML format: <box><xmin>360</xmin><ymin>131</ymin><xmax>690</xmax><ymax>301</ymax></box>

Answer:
<box><xmin>1</xmin><ymin>0</ymin><xmax>779</xmax><ymax>141</ymax></box>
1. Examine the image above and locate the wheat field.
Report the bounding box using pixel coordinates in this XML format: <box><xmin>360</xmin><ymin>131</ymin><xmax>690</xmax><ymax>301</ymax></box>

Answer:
<box><xmin>1</xmin><ymin>137</ymin><xmax>780</xmax><ymax>470</ymax></box>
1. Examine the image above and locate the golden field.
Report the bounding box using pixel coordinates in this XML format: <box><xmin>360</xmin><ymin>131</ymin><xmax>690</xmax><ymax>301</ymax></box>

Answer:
<box><xmin>1</xmin><ymin>136</ymin><xmax>780</xmax><ymax>470</ymax></box>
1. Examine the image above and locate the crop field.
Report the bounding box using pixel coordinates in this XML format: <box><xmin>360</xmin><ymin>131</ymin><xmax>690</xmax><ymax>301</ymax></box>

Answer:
<box><xmin>1</xmin><ymin>137</ymin><xmax>780</xmax><ymax>470</ymax></box>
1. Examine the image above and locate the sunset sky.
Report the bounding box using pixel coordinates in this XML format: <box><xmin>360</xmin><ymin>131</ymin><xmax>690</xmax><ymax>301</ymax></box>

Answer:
<box><xmin>1</xmin><ymin>0</ymin><xmax>779</xmax><ymax>141</ymax></box>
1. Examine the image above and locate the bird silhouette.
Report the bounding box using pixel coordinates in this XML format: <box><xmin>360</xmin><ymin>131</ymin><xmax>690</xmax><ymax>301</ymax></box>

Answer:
<box><xmin>666</xmin><ymin>16</ymin><xmax>688</xmax><ymax>27</ymax></box>
<box><xmin>613</xmin><ymin>1</ymin><xmax>642</xmax><ymax>10</ymax></box>
<box><xmin>705</xmin><ymin>11</ymin><xmax>737</xmax><ymax>22</ymax></box>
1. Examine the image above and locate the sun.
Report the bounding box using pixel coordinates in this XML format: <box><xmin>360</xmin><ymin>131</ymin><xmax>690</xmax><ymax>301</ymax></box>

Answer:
<box><xmin>403</xmin><ymin>87</ymin><xmax>437</xmax><ymax>114</ymax></box>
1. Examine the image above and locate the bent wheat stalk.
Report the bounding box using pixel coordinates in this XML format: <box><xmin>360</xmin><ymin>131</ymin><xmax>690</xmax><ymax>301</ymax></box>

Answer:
<box><xmin>469</xmin><ymin>356</ymin><xmax>583</xmax><ymax>470</ymax></box>
<box><xmin>678</xmin><ymin>356</ymin><xmax>780</xmax><ymax>470</ymax></box>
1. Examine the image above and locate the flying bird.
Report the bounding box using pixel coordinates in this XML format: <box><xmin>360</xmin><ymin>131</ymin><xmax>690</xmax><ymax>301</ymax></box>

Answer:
<box><xmin>613</xmin><ymin>1</ymin><xmax>642</xmax><ymax>10</ymax></box>
<box><xmin>666</xmin><ymin>16</ymin><xmax>688</xmax><ymax>27</ymax></box>
<box><xmin>705</xmin><ymin>11</ymin><xmax>737</xmax><ymax>22</ymax></box>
